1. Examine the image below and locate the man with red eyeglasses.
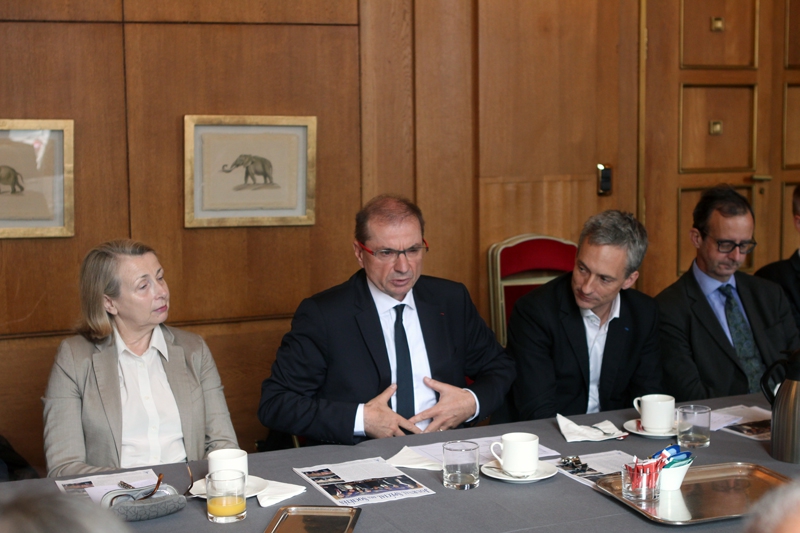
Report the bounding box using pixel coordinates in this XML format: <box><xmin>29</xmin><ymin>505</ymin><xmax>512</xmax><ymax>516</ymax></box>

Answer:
<box><xmin>258</xmin><ymin>194</ymin><xmax>515</xmax><ymax>445</ymax></box>
<box><xmin>657</xmin><ymin>185</ymin><xmax>800</xmax><ymax>401</ymax></box>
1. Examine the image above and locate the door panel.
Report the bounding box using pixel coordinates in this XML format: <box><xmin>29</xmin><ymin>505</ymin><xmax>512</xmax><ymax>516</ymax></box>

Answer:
<box><xmin>681</xmin><ymin>0</ymin><xmax>758</xmax><ymax>68</ymax></box>
<box><xmin>642</xmin><ymin>0</ymin><xmax>784</xmax><ymax>295</ymax></box>
<box><xmin>477</xmin><ymin>0</ymin><xmax>639</xmax><ymax>314</ymax></box>
<box><xmin>680</xmin><ymin>85</ymin><xmax>756</xmax><ymax>172</ymax></box>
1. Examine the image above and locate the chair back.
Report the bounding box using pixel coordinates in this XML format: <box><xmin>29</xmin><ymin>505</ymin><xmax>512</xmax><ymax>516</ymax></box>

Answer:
<box><xmin>488</xmin><ymin>234</ymin><xmax>577</xmax><ymax>346</ymax></box>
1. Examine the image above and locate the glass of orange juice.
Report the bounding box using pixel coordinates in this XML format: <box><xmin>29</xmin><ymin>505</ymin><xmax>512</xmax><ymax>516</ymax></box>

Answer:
<box><xmin>206</xmin><ymin>469</ymin><xmax>246</xmax><ymax>523</ymax></box>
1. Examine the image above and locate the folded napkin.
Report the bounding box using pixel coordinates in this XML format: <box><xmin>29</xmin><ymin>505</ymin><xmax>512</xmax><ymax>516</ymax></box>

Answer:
<box><xmin>557</xmin><ymin>414</ymin><xmax>627</xmax><ymax>442</ymax></box>
<box><xmin>386</xmin><ymin>446</ymin><xmax>442</xmax><ymax>470</ymax></box>
<box><xmin>256</xmin><ymin>480</ymin><xmax>306</xmax><ymax>507</ymax></box>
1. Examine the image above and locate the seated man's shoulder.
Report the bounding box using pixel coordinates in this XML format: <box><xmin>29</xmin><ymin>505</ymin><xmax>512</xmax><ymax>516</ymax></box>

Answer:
<box><xmin>620</xmin><ymin>286</ymin><xmax>657</xmax><ymax>309</ymax></box>
<box><xmin>655</xmin><ymin>272</ymin><xmax>691</xmax><ymax>307</ymax></box>
<box><xmin>413</xmin><ymin>274</ymin><xmax>467</xmax><ymax>295</ymax></box>
<box><xmin>619</xmin><ymin>288</ymin><xmax>659</xmax><ymax>329</ymax></box>
<box><xmin>754</xmin><ymin>257</ymin><xmax>792</xmax><ymax>281</ymax></box>
<box><xmin>736</xmin><ymin>270</ymin><xmax>788</xmax><ymax>298</ymax></box>
<box><xmin>514</xmin><ymin>272</ymin><xmax>570</xmax><ymax>310</ymax></box>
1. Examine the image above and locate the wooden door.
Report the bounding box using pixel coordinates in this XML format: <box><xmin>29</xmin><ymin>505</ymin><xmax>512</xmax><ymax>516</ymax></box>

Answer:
<box><xmin>641</xmin><ymin>0</ymin><xmax>799</xmax><ymax>295</ymax></box>
<box><xmin>477</xmin><ymin>0</ymin><xmax>641</xmax><ymax>315</ymax></box>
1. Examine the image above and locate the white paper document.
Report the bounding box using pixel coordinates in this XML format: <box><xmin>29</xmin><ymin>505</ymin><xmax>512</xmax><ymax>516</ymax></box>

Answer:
<box><xmin>294</xmin><ymin>457</ymin><xmax>434</xmax><ymax>507</ymax></box>
<box><xmin>546</xmin><ymin>450</ymin><xmax>634</xmax><ymax>488</ymax></box>
<box><xmin>54</xmin><ymin>469</ymin><xmax>158</xmax><ymax>503</ymax></box>
<box><xmin>714</xmin><ymin>405</ymin><xmax>771</xmax><ymax>441</ymax></box>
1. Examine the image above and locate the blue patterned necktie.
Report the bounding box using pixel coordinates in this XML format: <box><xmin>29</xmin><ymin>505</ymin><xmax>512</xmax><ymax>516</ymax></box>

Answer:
<box><xmin>719</xmin><ymin>284</ymin><xmax>764</xmax><ymax>393</ymax></box>
<box><xmin>394</xmin><ymin>304</ymin><xmax>415</xmax><ymax>418</ymax></box>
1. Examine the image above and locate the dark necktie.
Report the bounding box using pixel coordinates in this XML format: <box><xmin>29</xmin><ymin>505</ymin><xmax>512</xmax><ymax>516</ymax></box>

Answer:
<box><xmin>394</xmin><ymin>304</ymin><xmax>415</xmax><ymax>418</ymax></box>
<box><xmin>719</xmin><ymin>284</ymin><xmax>764</xmax><ymax>393</ymax></box>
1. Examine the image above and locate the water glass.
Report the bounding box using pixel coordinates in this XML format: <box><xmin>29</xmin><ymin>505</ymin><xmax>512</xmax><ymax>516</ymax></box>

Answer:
<box><xmin>442</xmin><ymin>440</ymin><xmax>479</xmax><ymax>490</ymax></box>
<box><xmin>677</xmin><ymin>405</ymin><xmax>711</xmax><ymax>448</ymax></box>
<box><xmin>206</xmin><ymin>469</ymin><xmax>246</xmax><ymax>523</ymax></box>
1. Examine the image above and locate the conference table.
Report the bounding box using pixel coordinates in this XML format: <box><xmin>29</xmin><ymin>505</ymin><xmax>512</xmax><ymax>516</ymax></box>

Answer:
<box><xmin>2</xmin><ymin>393</ymin><xmax>798</xmax><ymax>532</ymax></box>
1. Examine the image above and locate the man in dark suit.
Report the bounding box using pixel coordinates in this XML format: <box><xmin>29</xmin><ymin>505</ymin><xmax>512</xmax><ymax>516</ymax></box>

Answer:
<box><xmin>258</xmin><ymin>195</ymin><xmax>515</xmax><ymax>445</ymax></box>
<box><xmin>755</xmin><ymin>184</ymin><xmax>800</xmax><ymax>331</ymax></box>
<box><xmin>657</xmin><ymin>185</ymin><xmax>800</xmax><ymax>401</ymax></box>
<box><xmin>506</xmin><ymin>210</ymin><xmax>661</xmax><ymax>420</ymax></box>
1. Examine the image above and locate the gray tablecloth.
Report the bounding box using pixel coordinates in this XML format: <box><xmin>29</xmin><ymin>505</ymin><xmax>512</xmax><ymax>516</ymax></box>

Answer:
<box><xmin>3</xmin><ymin>394</ymin><xmax>798</xmax><ymax>532</ymax></box>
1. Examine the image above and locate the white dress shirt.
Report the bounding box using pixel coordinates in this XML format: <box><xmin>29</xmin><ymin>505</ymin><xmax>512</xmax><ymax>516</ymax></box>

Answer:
<box><xmin>114</xmin><ymin>325</ymin><xmax>187</xmax><ymax>468</ymax></box>
<box><xmin>354</xmin><ymin>279</ymin><xmax>479</xmax><ymax>435</ymax></box>
<box><xmin>580</xmin><ymin>292</ymin><xmax>621</xmax><ymax>414</ymax></box>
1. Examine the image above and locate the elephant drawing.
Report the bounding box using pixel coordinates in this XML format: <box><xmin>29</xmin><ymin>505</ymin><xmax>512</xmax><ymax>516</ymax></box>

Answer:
<box><xmin>221</xmin><ymin>155</ymin><xmax>273</xmax><ymax>185</ymax></box>
<box><xmin>0</xmin><ymin>165</ymin><xmax>24</xmax><ymax>194</ymax></box>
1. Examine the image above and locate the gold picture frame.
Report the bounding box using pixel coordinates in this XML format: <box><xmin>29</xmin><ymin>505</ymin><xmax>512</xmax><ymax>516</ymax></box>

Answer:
<box><xmin>0</xmin><ymin>119</ymin><xmax>74</xmax><ymax>238</ymax></box>
<box><xmin>184</xmin><ymin>115</ymin><xmax>317</xmax><ymax>228</ymax></box>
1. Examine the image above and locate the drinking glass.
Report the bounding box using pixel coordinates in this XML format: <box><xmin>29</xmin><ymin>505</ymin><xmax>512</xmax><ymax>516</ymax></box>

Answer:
<box><xmin>677</xmin><ymin>405</ymin><xmax>711</xmax><ymax>448</ymax></box>
<box><xmin>206</xmin><ymin>469</ymin><xmax>246</xmax><ymax>523</ymax></box>
<box><xmin>442</xmin><ymin>441</ymin><xmax>479</xmax><ymax>490</ymax></box>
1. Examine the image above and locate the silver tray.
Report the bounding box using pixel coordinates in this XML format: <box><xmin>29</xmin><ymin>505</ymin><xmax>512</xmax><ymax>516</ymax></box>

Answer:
<box><xmin>263</xmin><ymin>505</ymin><xmax>361</xmax><ymax>533</ymax></box>
<box><xmin>594</xmin><ymin>462</ymin><xmax>789</xmax><ymax>525</ymax></box>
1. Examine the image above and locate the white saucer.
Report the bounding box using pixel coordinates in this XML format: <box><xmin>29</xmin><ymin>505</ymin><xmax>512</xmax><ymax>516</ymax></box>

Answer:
<box><xmin>190</xmin><ymin>475</ymin><xmax>269</xmax><ymax>499</ymax></box>
<box><xmin>623</xmin><ymin>419</ymin><xmax>677</xmax><ymax>439</ymax></box>
<box><xmin>481</xmin><ymin>460</ymin><xmax>558</xmax><ymax>484</ymax></box>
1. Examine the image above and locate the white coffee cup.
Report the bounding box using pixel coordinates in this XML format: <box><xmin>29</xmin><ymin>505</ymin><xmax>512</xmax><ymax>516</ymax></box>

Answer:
<box><xmin>490</xmin><ymin>432</ymin><xmax>539</xmax><ymax>476</ymax></box>
<box><xmin>208</xmin><ymin>449</ymin><xmax>248</xmax><ymax>486</ymax></box>
<box><xmin>633</xmin><ymin>394</ymin><xmax>675</xmax><ymax>434</ymax></box>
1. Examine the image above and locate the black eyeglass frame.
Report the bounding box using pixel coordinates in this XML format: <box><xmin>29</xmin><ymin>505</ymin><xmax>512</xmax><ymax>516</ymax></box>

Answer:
<box><xmin>702</xmin><ymin>232</ymin><xmax>757</xmax><ymax>255</ymax></box>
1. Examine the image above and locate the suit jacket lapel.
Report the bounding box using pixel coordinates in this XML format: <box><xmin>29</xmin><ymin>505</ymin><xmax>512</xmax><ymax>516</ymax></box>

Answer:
<box><xmin>598</xmin><ymin>300</ymin><xmax>630</xmax><ymax>403</ymax></box>
<box><xmin>735</xmin><ymin>272</ymin><xmax>771</xmax><ymax>367</ymax></box>
<box><xmin>683</xmin><ymin>271</ymin><xmax>741</xmax><ymax>367</ymax></box>
<box><xmin>415</xmin><ymin>290</ymin><xmax>449</xmax><ymax>381</ymax></box>
<box><xmin>92</xmin><ymin>339</ymin><xmax>123</xmax><ymax>462</ymax></box>
<box><xmin>790</xmin><ymin>252</ymin><xmax>800</xmax><ymax>281</ymax></box>
<box><xmin>353</xmin><ymin>272</ymin><xmax>393</xmax><ymax>390</ymax></box>
<box><xmin>161</xmin><ymin>326</ymin><xmax>195</xmax><ymax>459</ymax></box>
<box><xmin>560</xmin><ymin>290</ymin><xmax>590</xmax><ymax>388</ymax></box>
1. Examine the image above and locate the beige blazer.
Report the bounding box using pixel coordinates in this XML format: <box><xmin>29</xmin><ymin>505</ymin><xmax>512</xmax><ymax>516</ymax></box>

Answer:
<box><xmin>43</xmin><ymin>325</ymin><xmax>238</xmax><ymax>478</ymax></box>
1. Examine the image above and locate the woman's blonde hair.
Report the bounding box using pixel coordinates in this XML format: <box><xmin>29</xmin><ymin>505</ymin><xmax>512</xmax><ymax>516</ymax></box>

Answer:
<box><xmin>77</xmin><ymin>240</ymin><xmax>156</xmax><ymax>340</ymax></box>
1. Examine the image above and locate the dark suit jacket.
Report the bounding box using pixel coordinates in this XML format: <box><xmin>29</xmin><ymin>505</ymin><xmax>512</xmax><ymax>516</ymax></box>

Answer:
<box><xmin>257</xmin><ymin>270</ymin><xmax>516</xmax><ymax>445</ymax></box>
<box><xmin>755</xmin><ymin>251</ymin><xmax>800</xmax><ymax>332</ymax></box>
<box><xmin>656</xmin><ymin>269</ymin><xmax>800</xmax><ymax>401</ymax></box>
<box><xmin>506</xmin><ymin>272</ymin><xmax>662</xmax><ymax>420</ymax></box>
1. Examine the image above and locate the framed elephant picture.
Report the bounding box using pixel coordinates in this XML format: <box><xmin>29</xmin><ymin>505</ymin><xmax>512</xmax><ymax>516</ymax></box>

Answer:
<box><xmin>184</xmin><ymin>115</ymin><xmax>316</xmax><ymax>227</ymax></box>
<box><xmin>0</xmin><ymin>119</ymin><xmax>74</xmax><ymax>238</ymax></box>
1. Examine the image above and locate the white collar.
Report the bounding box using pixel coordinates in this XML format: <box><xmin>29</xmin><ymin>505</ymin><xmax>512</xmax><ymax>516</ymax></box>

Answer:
<box><xmin>366</xmin><ymin>277</ymin><xmax>416</xmax><ymax>315</ymax></box>
<box><xmin>112</xmin><ymin>324</ymin><xmax>168</xmax><ymax>360</ymax></box>
<box><xmin>579</xmin><ymin>291</ymin><xmax>621</xmax><ymax>325</ymax></box>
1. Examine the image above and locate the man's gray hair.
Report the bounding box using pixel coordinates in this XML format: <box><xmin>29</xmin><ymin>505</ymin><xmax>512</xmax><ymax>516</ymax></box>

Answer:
<box><xmin>744</xmin><ymin>482</ymin><xmax>800</xmax><ymax>533</ymax></box>
<box><xmin>578</xmin><ymin>210</ymin><xmax>648</xmax><ymax>277</ymax></box>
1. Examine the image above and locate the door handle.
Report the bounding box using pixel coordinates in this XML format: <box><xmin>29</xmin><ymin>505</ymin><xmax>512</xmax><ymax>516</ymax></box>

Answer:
<box><xmin>751</xmin><ymin>175</ymin><xmax>773</xmax><ymax>182</ymax></box>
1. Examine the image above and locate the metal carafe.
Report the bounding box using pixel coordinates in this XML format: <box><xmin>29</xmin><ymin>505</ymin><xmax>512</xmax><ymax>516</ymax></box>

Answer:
<box><xmin>761</xmin><ymin>349</ymin><xmax>800</xmax><ymax>463</ymax></box>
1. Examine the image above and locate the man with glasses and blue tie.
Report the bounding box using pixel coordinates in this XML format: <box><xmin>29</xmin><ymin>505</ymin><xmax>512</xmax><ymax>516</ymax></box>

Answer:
<box><xmin>258</xmin><ymin>194</ymin><xmax>515</xmax><ymax>445</ymax></box>
<box><xmin>657</xmin><ymin>185</ymin><xmax>800</xmax><ymax>401</ymax></box>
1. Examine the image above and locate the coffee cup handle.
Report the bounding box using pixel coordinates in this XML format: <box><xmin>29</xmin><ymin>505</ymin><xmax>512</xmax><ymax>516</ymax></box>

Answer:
<box><xmin>633</xmin><ymin>397</ymin><xmax>642</xmax><ymax>414</ymax></box>
<box><xmin>490</xmin><ymin>442</ymin><xmax>503</xmax><ymax>465</ymax></box>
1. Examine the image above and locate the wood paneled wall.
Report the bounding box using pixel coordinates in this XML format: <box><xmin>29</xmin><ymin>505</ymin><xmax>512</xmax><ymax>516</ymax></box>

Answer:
<box><xmin>0</xmin><ymin>1</ymin><xmax>361</xmax><ymax>473</ymax></box>
<box><xmin>6</xmin><ymin>0</ymin><xmax>788</xmax><ymax>476</ymax></box>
